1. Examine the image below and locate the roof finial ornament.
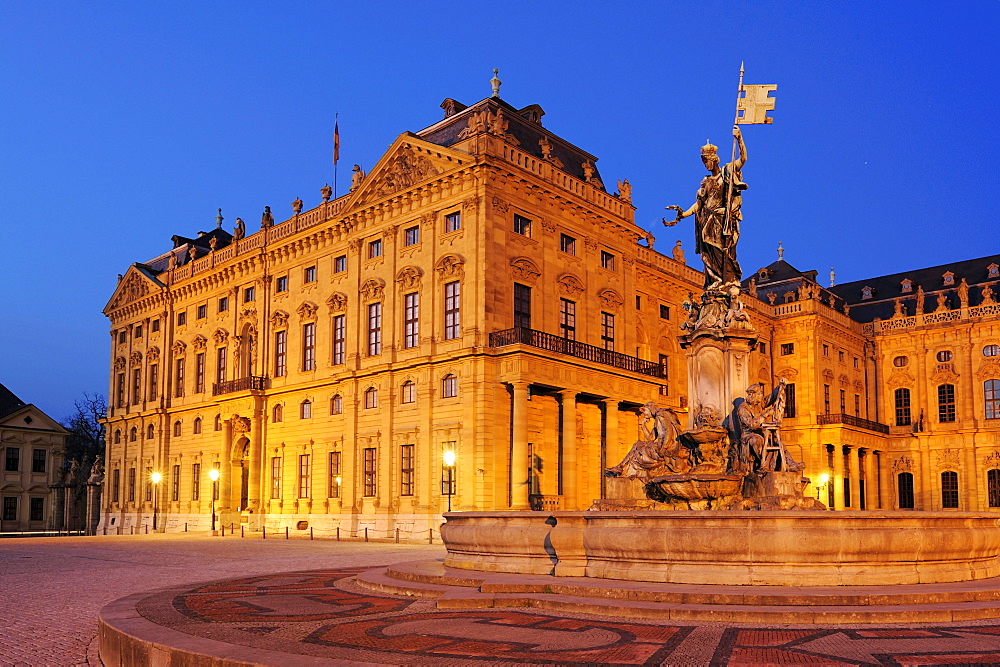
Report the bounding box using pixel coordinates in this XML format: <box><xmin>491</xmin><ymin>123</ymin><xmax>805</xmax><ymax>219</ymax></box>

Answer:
<box><xmin>490</xmin><ymin>68</ymin><xmax>502</xmax><ymax>98</ymax></box>
<box><xmin>829</xmin><ymin>267</ymin><xmax>836</xmax><ymax>287</ymax></box>
<box><xmin>215</xmin><ymin>208</ymin><xmax>223</xmax><ymax>229</ymax></box>
<box><xmin>777</xmin><ymin>241</ymin><xmax>784</xmax><ymax>260</ymax></box>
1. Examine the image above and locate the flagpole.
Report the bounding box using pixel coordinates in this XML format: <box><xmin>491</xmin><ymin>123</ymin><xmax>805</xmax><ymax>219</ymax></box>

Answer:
<box><xmin>333</xmin><ymin>112</ymin><xmax>340</xmax><ymax>199</ymax></box>
<box><xmin>721</xmin><ymin>63</ymin><xmax>745</xmax><ymax>285</ymax></box>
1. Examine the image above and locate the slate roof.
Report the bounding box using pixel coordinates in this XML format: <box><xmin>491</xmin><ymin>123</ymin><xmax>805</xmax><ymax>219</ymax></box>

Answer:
<box><xmin>0</xmin><ymin>383</ymin><xmax>27</xmax><ymax>419</ymax></box>
<box><xmin>741</xmin><ymin>259</ymin><xmax>846</xmax><ymax>312</ymax></box>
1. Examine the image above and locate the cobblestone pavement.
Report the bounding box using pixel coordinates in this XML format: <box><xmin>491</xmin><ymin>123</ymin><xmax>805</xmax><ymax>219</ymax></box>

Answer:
<box><xmin>7</xmin><ymin>534</ymin><xmax>1000</xmax><ymax>665</ymax></box>
<box><xmin>0</xmin><ymin>533</ymin><xmax>442</xmax><ymax>665</ymax></box>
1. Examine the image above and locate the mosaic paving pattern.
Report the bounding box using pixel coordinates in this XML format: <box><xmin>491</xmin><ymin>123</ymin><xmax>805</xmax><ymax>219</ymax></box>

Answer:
<box><xmin>129</xmin><ymin>566</ymin><xmax>1000</xmax><ymax>665</ymax></box>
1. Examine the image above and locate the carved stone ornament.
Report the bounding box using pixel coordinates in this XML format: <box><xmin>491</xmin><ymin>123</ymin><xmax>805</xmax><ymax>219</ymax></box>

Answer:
<box><xmin>326</xmin><ymin>292</ymin><xmax>348</xmax><ymax>312</ymax></box>
<box><xmin>370</xmin><ymin>145</ymin><xmax>440</xmax><ymax>200</ymax></box>
<box><xmin>360</xmin><ymin>278</ymin><xmax>386</xmax><ymax>302</ymax></box>
<box><xmin>935</xmin><ymin>448</ymin><xmax>962</xmax><ymax>470</ymax></box>
<box><xmin>509</xmin><ymin>257</ymin><xmax>542</xmax><ymax>285</ymax></box>
<box><xmin>838</xmin><ymin>373</ymin><xmax>850</xmax><ymax>387</ymax></box>
<box><xmin>348</xmin><ymin>238</ymin><xmax>363</xmax><ymax>254</ymax></box>
<box><xmin>821</xmin><ymin>368</ymin><xmax>835</xmax><ymax>381</ymax></box>
<box><xmin>435</xmin><ymin>254</ymin><xmax>466</xmax><ymax>281</ymax></box>
<box><xmin>113</xmin><ymin>356</ymin><xmax>126</xmax><ymax>371</ymax></box>
<box><xmin>232</xmin><ymin>416</ymin><xmax>251</xmax><ymax>435</ymax></box>
<box><xmin>892</xmin><ymin>456</ymin><xmax>914</xmax><ymax>473</ymax></box>
<box><xmin>976</xmin><ymin>360</ymin><xmax>1000</xmax><ymax>380</ymax></box>
<box><xmin>129</xmin><ymin>351</ymin><xmax>142</xmax><ymax>366</ymax></box>
<box><xmin>171</xmin><ymin>341</ymin><xmax>186</xmax><ymax>356</ymax></box>
<box><xmin>556</xmin><ymin>273</ymin><xmax>585</xmax><ymax>296</ymax></box>
<box><xmin>192</xmin><ymin>334</ymin><xmax>208</xmax><ymax>351</ymax></box>
<box><xmin>853</xmin><ymin>379</ymin><xmax>864</xmax><ymax>391</ymax></box>
<box><xmin>147</xmin><ymin>346</ymin><xmax>160</xmax><ymax>362</ymax></box>
<box><xmin>491</xmin><ymin>196</ymin><xmax>509</xmax><ymax>213</ymax></box>
<box><xmin>540</xmin><ymin>218</ymin><xmax>556</xmax><ymax>235</ymax></box>
<box><xmin>775</xmin><ymin>367</ymin><xmax>799</xmax><ymax>381</ymax></box>
<box><xmin>887</xmin><ymin>371</ymin><xmax>916</xmax><ymax>388</ymax></box>
<box><xmin>212</xmin><ymin>328</ymin><xmax>229</xmax><ymax>345</ymax></box>
<box><xmin>597</xmin><ymin>288</ymin><xmax>624</xmax><ymax>312</ymax></box>
<box><xmin>457</xmin><ymin>109</ymin><xmax>488</xmax><ymax>139</ymax></box>
<box><xmin>462</xmin><ymin>195</ymin><xmax>479</xmax><ymax>211</ymax></box>
<box><xmin>269</xmin><ymin>311</ymin><xmax>288</xmax><ymax>328</ymax></box>
<box><xmin>240</xmin><ymin>307</ymin><xmax>257</xmax><ymax>323</ymax></box>
<box><xmin>931</xmin><ymin>363</ymin><xmax>959</xmax><ymax>384</ymax></box>
<box><xmin>984</xmin><ymin>450</ymin><xmax>1000</xmax><ymax>468</ymax></box>
<box><xmin>395</xmin><ymin>266</ymin><xmax>424</xmax><ymax>291</ymax></box>
<box><xmin>297</xmin><ymin>301</ymin><xmax>319</xmax><ymax>320</ymax></box>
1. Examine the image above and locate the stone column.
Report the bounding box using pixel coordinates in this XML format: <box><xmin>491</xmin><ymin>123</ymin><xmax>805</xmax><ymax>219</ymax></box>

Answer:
<box><xmin>850</xmin><ymin>447</ymin><xmax>862</xmax><ymax>509</ymax></box>
<box><xmin>965</xmin><ymin>444</ymin><xmax>979</xmax><ymax>511</ymax></box>
<box><xmin>919</xmin><ymin>444</ymin><xmax>932</xmax><ymax>510</ymax></box>
<box><xmin>876</xmin><ymin>451</ymin><xmax>888</xmax><ymax>509</ymax></box>
<box><xmin>861</xmin><ymin>449</ymin><xmax>875</xmax><ymax>510</ymax></box>
<box><xmin>219</xmin><ymin>419</ymin><xmax>233</xmax><ymax>511</ymax></box>
<box><xmin>603</xmin><ymin>399</ymin><xmax>619</xmax><ymax>501</ymax></box>
<box><xmin>510</xmin><ymin>382</ymin><xmax>530</xmax><ymax>510</ymax></box>
<box><xmin>248</xmin><ymin>410</ymin><xmax>264</xmax><ymax>529</ymax></box>
<box><xmin>832</xmin><ymin>445</ymin><xmax>845</xmax><ymax>510</ymax></box>
<box><xmin>560</xmin><ymin>391</ymin><xmax>578</xmax><ymax>511</ymax></box>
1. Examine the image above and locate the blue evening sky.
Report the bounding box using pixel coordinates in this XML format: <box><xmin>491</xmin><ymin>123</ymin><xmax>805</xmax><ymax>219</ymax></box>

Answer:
<box><xmin>1</xmin><ymin>1</ymin><xmax>997</xmax><ymax>420</ymax></box>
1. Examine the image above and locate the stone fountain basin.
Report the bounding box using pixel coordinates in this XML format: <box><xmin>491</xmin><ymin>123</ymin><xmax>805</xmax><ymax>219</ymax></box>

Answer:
<box><xmin>440</xmin><ymin>511</ymin><xmax>1000</xmax><ymax>586</ymax></box>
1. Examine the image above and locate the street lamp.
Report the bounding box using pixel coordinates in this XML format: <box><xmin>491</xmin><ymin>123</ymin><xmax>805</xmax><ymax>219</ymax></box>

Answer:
<box><xmin>443</xmin><ymin>450</ymin><xmax>456</xmax><ymax>513</ymax></box>
<box><xmin>150</xmin><ymin>471</ymin><xmax>162</xmax><ymax>531</ymax></box>
<box><xmin>816</xmin><ymin>472</ymin><xmax>830</xmax><ymax>505</ymax></box>
<box><xmin>209</xmin><ymin>468</ymin><xmax>220</xmax><ymax>532</ymax></box>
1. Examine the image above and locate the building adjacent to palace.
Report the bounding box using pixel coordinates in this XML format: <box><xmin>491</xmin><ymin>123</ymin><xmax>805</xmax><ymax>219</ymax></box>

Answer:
<box><xmin>0</xmin><ymin>383</ymin><xmax>66</xmax><ymax>532</ymax></box>
<box><xmin>98</xmin><ymin>91</ymin><xmax>1000</xmax><ymax>537</ymax></box>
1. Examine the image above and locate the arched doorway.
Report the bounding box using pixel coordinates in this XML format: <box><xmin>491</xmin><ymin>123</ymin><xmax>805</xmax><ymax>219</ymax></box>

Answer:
<box><xmin>233</xmin><ymin>437</ymin><xmax>250</xmax><ymax>511</ymax></box>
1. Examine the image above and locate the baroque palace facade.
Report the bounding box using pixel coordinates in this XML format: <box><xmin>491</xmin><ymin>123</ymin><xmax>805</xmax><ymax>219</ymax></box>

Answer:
<box><xmin>99</xmin><ymin>92</ymin><xmax>1000</xmax><ymax>536</ymax></box>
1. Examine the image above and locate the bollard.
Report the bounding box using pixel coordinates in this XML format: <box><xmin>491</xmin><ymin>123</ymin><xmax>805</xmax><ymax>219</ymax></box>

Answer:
<box><xmin>310</xmin><ymin>527</ymin><xmax>314</xmax><ymax>541</ymax></box>
<box><xmin>145</xmin><ymin>524</ymin><xmax>148</xmax><ymax>535</ymax></box>
<box><xmin>365</xmin><ymin>527</ymin><xmax>369</xmax><ymax>542</ymax></box>
<box><xmin>185</xmin><ymin>522</ymin><xmax>188</xmax><ymax>532</ymax></box>
<box><xmin>428</xmin><ymin>528</ymin><xmax>433</xmax><ymax>544</ymax></box>
<box><xmin>222</xmin><ymin>524</ymin><xmax>225</xmax><ymax>536</ymax></box>
<box><xmin>336</xmin><ymin>526</ymin><xmax>340</xmax><ymax>541</ymax></box>
<box><xmin>241</xmin><ymin>525</ymin><xmax>244</xmax><ymax>538</ymax></box>
<box><xmin>285</xmin><ymin>526</ymin><xmax>289</xmax><ymax>540</ymax></box>
<box><xmin>263</xmin><ymin>526</ymin><xmax>266</xmax><ymax>539</ymax></box>
<box><xmin>395</xmin><ymin>528</ymin><xmax>399</xmax><ymax>544</ymax></box>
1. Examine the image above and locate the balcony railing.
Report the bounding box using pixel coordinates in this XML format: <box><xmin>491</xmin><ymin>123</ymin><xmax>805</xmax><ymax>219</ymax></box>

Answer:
<box><xmin>817</xmin><ymin>413</ymin><xmax>889</xmax><ymax>435</ymax></box>
<box><xmin>213</xmin><ymin>376</ymin><xmax>269</xmax><ymax>396</ymax></box>
<box><xmin>489</xmin><ymin>327</ymin><xmax>667</xmax><ymax>379</ymax></box>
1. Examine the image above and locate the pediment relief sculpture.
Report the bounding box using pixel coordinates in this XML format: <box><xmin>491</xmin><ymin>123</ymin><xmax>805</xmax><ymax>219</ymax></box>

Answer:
<box><xmin>110</xmin><ymin>272</ymin><xmax>152</xmax><ymax>310</ymax></box>
<box><xmin>887</xmin><ymin>370</ymin><xmax>916</xmax><ymax>388</ymax></box>
<box><xmin>509</xmin><ymin>257</ymin><xmax>542</xmax><ymax>285</ymax></box>
<box><xmin>984</xmin><ymin>450</ymin><xmax>1000</xmax><ymax>467</ymax></box>
<box><xmin>775</xmin><ymin>367</ymin><xmax>798</xmax><ymax>381</ymax></box>
<box><xmin>363</xmin><ymin>145</ymin><xmax>441</xmax><ymax>202</ymax></box>
<box><xmin>297</xmin><ymin>301</ymin><xmax>319</xmax><ymax>320</ymax></box>
<box><xmin>556</xmin><ymin>273</ymin><xmax>585</xmax><ymax>297</ymax></box>
<box><xmin>360</xmin><ymin>278</ymin><xmax>386</xmax><ymax>302</ymax></box>
<box><xmin>838</xmin><ymin>373</ymin><xmax>850</xmax><ymax>386</ymax></box>
<box><xmin>395</xmin><ymin>266</ymin><xmax>424</xmax><ymax>290</ymax></box>
<box><xmin>240</xmin><ymin>307</ymin><xmax>257</xmax><ymax>323</ymax></box>
<box><xmin>931</xmin><ymin>365</ymin><xmax>960</xmax><ymax>384</ymax></box>
<box><xmin>270</xmin><ymin>310</ymin><xmax>288</xmax><ymax>327</ymax></box>
<box><xmin>975</xmin><ymin>359</ymin><xmax>1000</xmax><ymax>380</ymax></box>
<box><xmin>212</xmin><ymin>328</ymin><xmax>229</xmax><ymax>344</ymax></box>
<box><xmin>326</xmin><ymin>293</ymin><xmax>348</xmax><ymax>313</ymax></box>
<box><xmin>821</xmin><ymin>368</ymin><xmax>835</xmax><ymax>381</ymax></box>
<box><xmin>597</xmin><ymin>288</ymin><xmax>624</xmax><ymax>312</ymax></box>
<box><xmin>171</xmin><ymin>341</ymin><xmax>186</xmax><ymax>356</ymax></box>
<box><xmin>435</xmin><ymin>254</ymin><xmax>466</xmax><ymax>281</ymax></box>
<box><xmin>147</xmin><ymin>346</ymin><xmax>160</xmax><ymax>362</ymax></box>
<box><xmin>113</xmin><ymin>356</ymin><xmax>126</xmax><ymax>371</ymax></box>
<box><xmin>935</xmin><ymin>448</ymin><xmax>961</xmax><ymax>470</ymax></box>
<box><xmin>892</xmin><ymin>455</ymin><xmax>914</xmax><ymax>473</ymax></box>
<box><xmin>129</xmin><ymin>351</ymin><xmax>142</xmax><ymax>366</ymax></box>
<box><xmin>192</xmin><ymin>335</ymin><xmax>208</xmax><ymax>351</ymax></box>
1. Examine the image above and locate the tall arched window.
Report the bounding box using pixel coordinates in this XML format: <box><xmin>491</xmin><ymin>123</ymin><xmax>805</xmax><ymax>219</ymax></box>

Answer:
<box><xmin>173</xmin><ymin>421</ymin><xmax>182</xmax><ymax>437</ymax></box>
<box><xmin>193</xmin><ymin>417</ymin><xmax>202</xmax><ymax>434</ymax></box>
<box><xmin>114</xmin><ymin>429</ymin><xmax>121</xmax><ymax>444</ymax></box>
<box><xmin>986</xmin><ymin>380</ymin><xmax>1000</xmax><ymax>420</ymax></box>
<box><xmin>331</xmin><ymin>394</ymin><xmax>343</xmax><ymax>415</ymax></box>
<box><xmin>300</xmin><ymin>399</ymin><xmax>312</xmax><ymax>419</ymax></box>
<box><xmin>146</xmin><ymin>424</ymin><xmax>154</xmax><ymax>439</ymax></box>
<box><xmin>442</xmin><ymin>374</ymin><xmax>457</xmax><ymax>398</ymax></box>
<box><xmin>272</xmin><ymin>404</ymin><xmax>283</xmax><ymax>423</ymax></box>
<box><xmin>214</xmin><ymin>414</ymin><xmax>222</xmax><ymax>431</ymax></box>
<box><xmin>129</xmin><ymin>427</ymin><xmax>137</xmax><ymax>442</ymax></box>
<box><xmin>894</xmin><ymin>388</ymin><xmax>912</xmax><ymax>426</ymax></box>
<box><xmin>401</xmin><ymin>381</ymin><xmax>416</xmax><ymax>404</ymax></box>
<box><xmin>364</xmin><ymin>387</ymin><xmax>378</xmax><ymax>409</ymax></box>
<box><xmin>938</xmin><ymin>384</ymin><xmax>956</xmax><ymax>422</ymax></box>
<box><xmin>988</xmin><ymin>469</ymin><xmax>1000</xmax><ymax>508</ymax></box>
<box><xmin>897</xmin><ymin>472</ymin><xmax>914</xmax><ymax>509</ymax></box>
<box><xmin>941</xmin><ymin>471</ymin><xmax>959</xmax><ymax>508</ymax></box>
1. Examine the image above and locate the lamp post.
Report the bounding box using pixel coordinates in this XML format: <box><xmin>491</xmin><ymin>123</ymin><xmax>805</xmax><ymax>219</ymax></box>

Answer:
<box><xmin>443</xmin><ymin>450</ymin><xmax>456</xmax><ymax>513</ymax></box>
<box><xmin>209</xmin><ymin>468</ymin><xmax>220</xmax><ymax>532</ymax></box>
<box><xmin>150</xmin><ymin>471</ymin><xmax>162</xmax><ymax>531</ymax></box>
<box><xmin>816</xmin><ymin>472</ymin><xmax>830</xmax><ymax>506</ymax></box>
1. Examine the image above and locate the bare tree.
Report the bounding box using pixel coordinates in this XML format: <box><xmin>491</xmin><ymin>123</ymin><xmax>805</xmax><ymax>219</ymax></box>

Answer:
<box><xmin>62</xmin><ymin>392</ymin><xmax>106</xmax><ymax>466</ymax></box>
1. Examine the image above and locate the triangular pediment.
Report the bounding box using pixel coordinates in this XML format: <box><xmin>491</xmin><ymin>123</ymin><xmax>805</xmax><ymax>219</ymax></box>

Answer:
<box><xmin>0</xmin><ymin>404</ymin><xmax>67</xmax><ymax>434</ymax></box>
<box><xmin>104</xmin><ymin>264</ymin><xmax>165</xmax><ymax>314</ymax></box>
<box><xmin>346</xmin><ymin>134</ymin><xmax>472</xmax><ymax>208</ymax></box>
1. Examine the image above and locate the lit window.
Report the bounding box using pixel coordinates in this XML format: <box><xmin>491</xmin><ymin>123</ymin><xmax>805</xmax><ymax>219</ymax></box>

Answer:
<box><xmin>601</xmin><ymin>250</ymin><xmax>615</xmax><ymax>271</ymax></box>
<box><xmin>895</xmin><ymin>388</ymin><xmax>912</xmax><ymax>426</ymax></box>
<box><xmin>368</xmin><ymin>303</ymin><xmax>382</xmax><ymax>355</ymax></box>
<box><xmin>332</xmin><ymin>314</ymin><xmax>346</xmax><ymax>364</ymax></box>
<box><xmin>445</xmin><ymin>212</ymin><xmax>461</xmax><ymax>233</ymax></box>
<box><xmin>986</xmin><ymin>380</ymin><xmax>1000</xmax><ymax>420</ymax></box>
<box><xmin>560</xmin><ymin>233</ymin><xmax>576</xmax><ymax>254</ymax></box>
<box><xmin>513</xmin><ymin>214</ymin><xmax>531</xmax><ymax>236</ymax></box>
<box><xmin>937</xmin><ymin>350</ymin><xmax>953</xmax><ymax>362</ymax></box>
<box><xmin>985</xmin><ymin>345</ymin><xmax>1000</xmax><ymax>357</ymax></box>
<box><xmin>444</xmin><ymin>282</ymin><xmax>461</xmax><ymax>340</ymax></box>
<box><xmin>442</xmin><ymin>374</ymin><xmax>458</xmax><ymax>398</ymax></box>
<box><xmin>404</xmin><ymin>226</ymin><xmax>420</xmax><ymax>246</ymax></box>
<box><xmin>334</xmin><ymin>255</ymin><xmax>347</xmax><ymax>273</ymax></box>
<box><xmin>304</xmin><ymin>266</ymin><xmax>316</xmax><ymax>283</ymax></box>
<box><xmin>368</xmin><ymin>239</ymin><xmax>382</xmax><ymax>259</ymax></box>
<box><xmin>328</xmin><ymin>452</ymin><xmax>341</xmax><ymax>498</ymax></box>
<box><xmin>403</xmin><ymin>293</ymin><xmax>419</xmax><ymax>348</ymax></box>
<box><xmin>938</xmin><ymin>384</ymin><xmax>956</xmax><ymax>423</ymax></box>
<box><xmin>303</xmin><ymin>322</ymin><xmax>316</xmax><ymax>370</ymax></box>
<box><xmin>401</xmin><ymin>381</ymin><xmax>416</xmax><ymax>404</ymax></box>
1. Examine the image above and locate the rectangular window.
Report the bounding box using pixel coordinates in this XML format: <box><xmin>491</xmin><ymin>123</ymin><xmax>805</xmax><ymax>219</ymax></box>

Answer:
<box><xmin>601</xmin><ymin>312</ymin><xmax>615</xmax><ymax>351</ymax></box>
<box><xmin>368</xmin><ymin>239</ymin><xmax>382</xmax><ymax>259</ymax></box>
<box><xmin>514</xmin><ymin>283</ymin><xmax>532</xmax><ymax>329</ymax></box>
<box><xmin>400</xmin><ymin>444</ymin><xmax>414</xmax><ymax>496</ymax></box>
<box><xmin>32</xmin><ymin>449</ymin><xmax>46</xmax><ymax>474</ymax></box>
<box><xmin>148</xmin><ymin>364</ymin><xmax>158</xmax><ymax>401</ymax></box>
<box><xmin>144</xmin><ymin>466</ymin><xmax>153</xmax><ymax>502</ymax></box>
<box><xmin>780</xmin><ymin>343</ymin><xmax>794</xmax><ymax>355</ymax></box>
<box><xmin>404</xmin><ymin>226</ymin><xmax>420</xmax><ymax>246</ymax></box>
<box><xmin>513</xmin><ymin>214</ymin><xmax>531</xmax><ymax>236</ymax></box>
<box><xmin>659</xmin><ymin>304</ymin><xmax>670</xmax><ymax>320</ymax></box>
<box><xmin>152</xmin><ymin>318</ymin><xmax>160</xmax><ymax>333</ymax></box>
<box><xmin>304</xmin><ymin>266</ymin><xmax>316</xmax><ymax>283</ymax></box>
<box><xmin>560</xmin><ymin>233</ymin><xmax>576</xmax><ymax>254</ymax></box>
<box><xmin>938</xmin><ymin>384</ymin><xmax>956</xmax><ymax>422</ymax></box>
<box><xmin>118</xmin><ymin>330</ymin><xmax>127</xmax><ymax>345</ymax></box>
<box><xmin>216</xmin><ymin>348</ymin><xmax>227</xmax><ymax>383</ymax></box>
<box><xmin>822</xmin><ymin>344</ymin><xmax>829</xmax><ymax>356</ymax></box>
<box><xmin>636</xmin><ymin>295</ymin><xmax>642</xmax><ymax>310</ymax></box>
<box><xmin>275</xmin><ymin>276</ymin><xmax>288</xmax><ymax>292</ymax></box>
<box><xmin>303</xmin><ymin>322</ymin><xmax>316</xmax><ymax>370</ymax></box>
<box><xmin>2</xmin><ymin>497</ymin><xmax>16</xmax><ymax>521</ymax></box>
<box><xmin>368</xmin><ymin>303</ymin><xmax>382</xmax><ymax>356</ymax></box>
<box><xmin>131</xmin><ymin>368</ymin><xmax>141</xmax><ymax>405</ymax></box>
<box><xmin>403</xmin><ymin>293</ymin><xmax>419</xmax><ymax>348</ymax></box>
<box><xmin>175</xmin><ymin>359</ymin><xmax>185</xmax><ymax>397</ymax></box>
<box><xmin>444</xmin><ymin>282</ymin><xmax>461</xmax><ymax>340</ymax></box>
<box><xmin>271</xmin><ymin>457</ymin><xmax>282</xmax><ymax>499</ymax></box>
<box><xmin>128</xmin><ymin>467</ymin><xmax>136</xmax><ymax>502</ymax></box>
<box><xmin>171</xmin><ymin>464</ymin><xmax>180</xmax><ymax>501</ymax></box>
<box><xmin>334</xmin><ymin>255</ymin><xmax>347</xmax><ymax>273</ymax></box>
<box><xmin>275</xmin><ymin>331</ymin><xmax>287</xmax><ymax>377</ymax></box>
<box><xmin>328</xmin><ymin>452</ymin><xmax>341</xmax><ymax>498</ymax></box>
<box><xmin>759</xmin><ymin>342</ymin><xmax>767</xmax><ymax>354</ymax></box>
<box><xmin>823</xmin><ymin>384</ymin><xmax>831</xmax><ymax>414</ymax></box>
<box><xmin>5</xmin><ymin>447</ymin><xmax>19</xmax><ymax>472</ymax></box>
<box><xmin>112</xmin><ymin>469</ymin><xmax>121</xmax><ymax>503</ymax></box>
<box><xmin>116</xmin><ymin>373</ymin><xmax>125</xmax><ymax>408</ymax></box>
<box><xmin>195</xmin><ymin>353</ymin><xmax>205</xmax><ymax>394</ymax></box>
<box><xmin>363</xmin><ymin>448</ymin><xmax>377</xmax><ymax>497</ymax></box>
<box><xmin>29</xmin><ymin>497</ymin><xmax>43</xmax><ymax>522</ymax></box>
<box><xmin>177</xmin><ymin>311</ymin><xmax>187</xmax><ymax>326</ymax></box>
<box><xmin>298</xmin><ymin>454</ymin><xmax>311</xmax><ymax>498</ymax></box>
<box><xmin>783</xmin><ymin>383</ymin><xmax>797</xmax><ymax>418</ymax></box>
<box><xmin>839</xmin><ymin>389</ymin><xmax>846</xmax><ymax>414</ymax></box>
<box><xmin>942</xmin><ymin>471</ymin><xmax>959</xmax><ymax>509</ymax></box>
<box><xmin>559</xmin><ymin>298</ymin><xmax>576</xmax><ymax>340</ymax></box>
<box><xmin>839</xmin><ymin>350</ymin><xmax>845</xmax><ymax>363</ymax></box>
<box><xmin>192</xmin><ymin>463</ymin><xmax>201</xmax><ymax>501</ymax></box>
<box><xmin>855</xmin><ymin>394</ymin><xmax>861</xmax><ymax>418</ymax></box>
<box><xmin>333</xmin><ymin>315</ymin><xmax>346</xmax><ymax>364</ymax></box>
<box><xmin>896</xmin><ymin>388</ymin><xmax>913</xmax><ymax>426</ymax></box>
<box><xmin>601</xmin><ymin>250</ymin><xmax>615</xmax><ymax>271</ymax></box>
<box><xmin>134</xmin><ymin>325</ymin><xmax>143</xmax><ymax>339</ymax></box>
<box><xmin>658</xmin><ymin>354</ymin><xmax>670</xmax><ymax>380</ymax></box>
<box><xmin>445</xmin><ymin>212</ymin><xmax>461</xmax><ymax>233</ymax></box>
<box><xmin>853</xmin><ymin>357</ymin><xmax>859</xmax><ymax>369</ymax></box>
<box><xmin>218</xmin><ymin>296</ymin><xmax>229</xmax><ymax>312</ymax></box>
<box><xmin>197</xmin><ymin>304</ymin><xmax>207</xmax><ymax>319</ymax></box>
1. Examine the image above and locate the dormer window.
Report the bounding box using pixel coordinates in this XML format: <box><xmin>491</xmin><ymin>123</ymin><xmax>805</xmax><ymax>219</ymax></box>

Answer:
<box><xmin>758</xmin><ymin>268</ymin><xmax>771</xmax><ymax>281</ymax></box>
<box><xmin>861</xmin><ymin>286</ymin><xmax>875</xmax><ymax>300</ymax></box>
<box><xmin>943</xmin><ymin>271</ymin><xmax>955</xmax><ymax>286</ymax></box>
<box><xmin>900</xmin><ymin>279</ymin><xmax>913</xmax><ymax>293</ymax></box>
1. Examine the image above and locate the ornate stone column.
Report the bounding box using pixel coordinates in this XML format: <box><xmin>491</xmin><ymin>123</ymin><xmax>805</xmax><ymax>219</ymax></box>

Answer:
<box><xmin>850</xmin><ymin>447</ymin><xmax>862</xmax><ymax>509</ymax></box>
<box><xmin>603</xmin><ymin>398</ymin><xmax>619</xmax><ymax>500</ymax></box>
<box><xmin>510</xmin><ymin>381</ymin><xmax>530</xmax><ymax>510</ymax></box>
<box><xmin>832</xmin><ymin>445</ymin><xmax>845</xmax><ymax>510</ymax></box>
<box><xmin>219</xmin><ymin>418</ymin><xmax>233</xmax><ymax>512</ymax></box>
<box><xmin>559</xmin><ymin>390</ymin><xmax>578</xmax><ymax>511</ymax></box>
<box><xmin>248</xmin><ymin>410</ymin><xmax>263</xmax><ymax>508</ymax></box>
<box><xmin>861</xmin><ymin>448</ymin><xmax>875</xmax><ymax>510</ymax></box>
